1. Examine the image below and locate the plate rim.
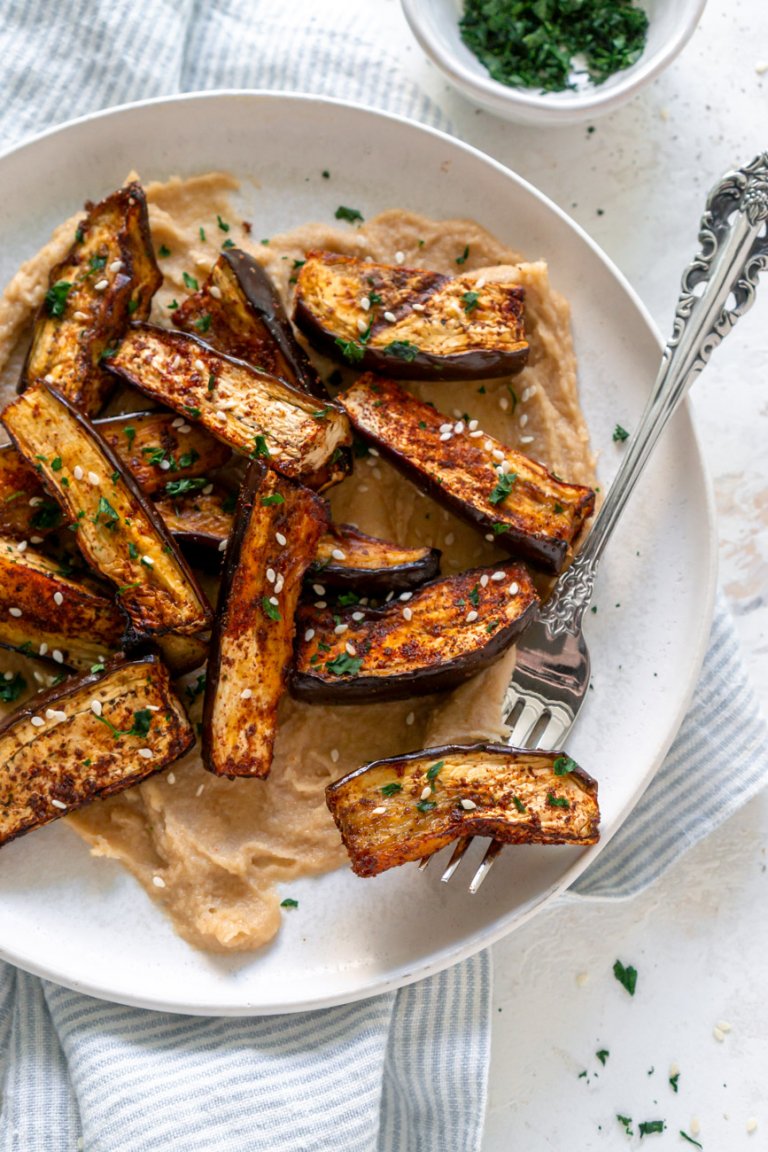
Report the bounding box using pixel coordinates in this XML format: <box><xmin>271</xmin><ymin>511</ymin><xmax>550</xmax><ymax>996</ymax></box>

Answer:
<box><xmin>0</xmin><ymin>90</ymin><xmax>718</xmax><ymax>1014</ymax></box>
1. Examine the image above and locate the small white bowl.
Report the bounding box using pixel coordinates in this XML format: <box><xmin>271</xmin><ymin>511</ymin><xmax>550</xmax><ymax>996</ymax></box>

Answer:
<box><xmin>401</xmin><ymin>0</ymin><xmax>708</xmax><ymax>125</ymax></box>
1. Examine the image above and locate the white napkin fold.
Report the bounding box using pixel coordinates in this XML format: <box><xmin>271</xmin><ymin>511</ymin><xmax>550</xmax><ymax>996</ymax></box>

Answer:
<box><xmin>0</xmin><ymin>3</ymin><xmax>766</xmax><ymax>1151</ymax></box>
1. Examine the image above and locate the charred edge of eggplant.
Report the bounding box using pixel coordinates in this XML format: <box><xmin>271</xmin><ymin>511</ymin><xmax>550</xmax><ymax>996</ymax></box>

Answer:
<box><xmin>200</xmin><ymin>460</ymin><xmax>266</xmax><ymax>775</ymax></box>
<box><xmin>305</xmin><ymin>552</ymin><xmax>441</xmax><ymax>593</ymax></box>
<box><xmin>221</xmin><ymin>249</ymin><xmax>327</xmax><ymax>399</ymax></box>
<box><xmin>0</xmin><ymin>650</ymin><xmax>131</xmax><ymax>736</ymax></box>
<box><xmin>326</xmin><ymin>740</ymin><xmax>598</xmax><ymax>797</ymax></box>
<box><xmin>293</xmin><ymin>298</ymin><xmax>529</xmax><ymax>382</ymax></box>
<box><xmin>350</xmin><ymin>429</ymin><xmax>574</xmax><ymax>574</ymax></box>
<box><xmin>11</xmin><ymin>384</ymin><xmax>213</xmax><ymax>642</ymax></box>
<box><xmin>290</xmin><ymin>595</ymin><xmax>539</xmax><ymax>704</ymax></box>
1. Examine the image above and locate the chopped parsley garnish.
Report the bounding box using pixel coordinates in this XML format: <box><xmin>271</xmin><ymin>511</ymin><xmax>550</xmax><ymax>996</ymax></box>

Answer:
<box><xmin>553</xmin><ymin>501</ymin><xmax>565</xmax><ymax>515</ymax></box>
<box><xmin>335</xmin><ymin>205</ymin><xmax>364</xmax><ymax>224</ymax></box>
<box><xmin>128</xmin><ymin>542</ymin><xmax>139</xmax><ymax>560</ymax></box>
<box><xmin>165</xmin><ymin>477</ymin><xmax>208</xmax><ymax>497</ymax></box>
<box><xmin>679</xmin><ymin>1133</ymin><xmax>702</xmax><ymax>1149</ymax></box>
<box><xmin>0</xmin><ymin>672</ymin><xmax>26</xmax><ymax>703</ymax></box>
<box><xmin>512</xmin><ymin>796</ymin><xmax>526</xmax><ymax>813</ymax></box>
<box><xmin>183</xmin><ymin>405</ymin><xmax>201</xmax><ymax>418</ymax></box>
<box><xmin>462</xmin><ymin>290</ymin><xmax>480</xmax><ymax>313</ymax></box>
<box><xmin>335</xmin><ymin>337</ymin><xmax>365</xmax><ymax>364</ymax></box>
<box><xmin>507</xmin><ymin>385</ymin><xmax>518</xmax><ymax>411</ymax></box>
<box><xmin>459</xmin><ymin>0</ymin><xmax>649</xmax><ymax>93</ymax></box>
<box><xmin>44</xmin><ymin>280</ymin><xmax>72</xmax><ymax>317</ymax></box>
<box><xmin>280</xmin><ymin>898</ymin><xmax>299</xmax><ymax>909</ymax></box>
<box><xmin>182</xmin><ymin>271</ymin><xmax>199</xmax><ymax>292</ymax></box>
<box><xmin>199</xmin><ymin>226</ymin><xmax>206</xmax><ymax>242</ymax></box>
<box><xmin>553</xmin><ymin>755</ymin><xmax>577</xmax><ymax>776</ymax></box>
<box><xmin>221</xmin><ymin>238</ymin><xmax>236</xmax><ymax>250</ymax></box>
<box><xmin>312</xmin><ymin>407</ymin><xmax>332</xmax><ymax>420</ymax></box>
<box><xmin>216</xmin><ymin>215</ymin><xmax>230</xmax><ymax>233</ymax></box>
<box><xmin>416</xmin><ymin>799</ymin><xmax>437</xmax><ymax>813</ymax></box>
<box><xmin>384</xmin><ymin>340</ymin><xmax>419</xmax><ymax>362</ymax></box>
<box><xmin>185</xmin><ymin>672</ymin><xmax>206</xmax><ymax>703</ymax></box>
<box><xmin>51</xmin><ymin>457</ymin><xmax>63</xmax><ymax>472</ymax></box>
<box><xmin>127</xmin><ymin>298</ymin><xmax>139</xmax><ymax>315</ymax></box>
<box><xmin>87</xmin><ymin>254</ymin><xmax>107</xmax><ymax>274</ymax></box>
<box><xmin>177</xmin><ymin>449</ymin><xmax>200</xmax><ymax>469</ymax></box>
<box><xmin>261</xmin><ymin>493</ymin><xmax>285</xmax><ymax>507</ymax></box>
<box><xmin>93</xmin><ymin>496</ymin><xmax>120</xmax><ymax>528</ymax></box>
<box><xmin>426</xmin><ymin>760</ymin><xmax>445</xmax><ymax>781</ymax></box>
<box><xmin>261</xmin><ymin>597</ymin><xmax>282</xmax><ymax>622</ymax></box>
<box><xmin>491</xmin><ymin>522</ymin><xmax>509</xmax><ymax>535</ymax></box>
<box><xmin>669</xmin><ymin>1071</ymin><xmax>680</xmax><ymax>1093</ymax></box>
<box><xmin>167</xmin><ymin>299</ymin><xmax>179</xmax><ymax>310</ymax></box>
<box><xmin>89</xmin><ymin>663</ymin><xmax>105</xmax><ymax>674</ymax></box>
<box><xmin>613</xmin><ymin>423</ymin><xmax>630</xmax><ymax>442</ymax></box>
<box><xmin>468</xmin><ymin>585</ymin><xmax>480</xmax><ymax>609</ymax></box>
<box><xmin>193</xmin><ymin>314</ymin><xmax>212</xmax><ymax>333</ymax></box>
<box><xmin>336</xmin><ymin>591</ymin><xmax>360</xmax><ymax>607</ymax></box>
<box><xmin>252</xmin><ymin>435</ymin><xmax>271</xmax><ymax>458</ymax></box>
<box><xmin>595</xmin><ymin>1049</ymin><xmax>609</xmax><ymax>1066</ymax></box>
<box><xmin>380</xmin><ymin>782</ymin><xmax>402</xmax><ymax>797</ymax></box>
<box><xmin>158</xmin><ymin>244</ymin><xmax>171</xmax><ymax>258</ymax></box>
<box><xmin>613</xmin><ymin>958</ymin><xmax>638</xmax><ymax>996</ymax></box>
<box><xmin>95</xmin><ymin>708</ymin><xmax>153</xmax><ymax>740</ymax></box>
<box><xmin>616</xmin><ymin>1116</ymin><xmax>633</xmax><ymax>1137</ymax></box>
<box><xmin>637</xmin><ymin>1120</ymin><xmax>665</xmax><ymax>1137</ymax></box>
<box><xmin>489</xmin><ymin>471</ymin><xmax>517</xmax><ymax>506</ymax></box>
<box><xmin>547</xmin><ymin>791</ymin><xmax>570</xmax><ymax>809</ymax></box>
<box><xmin>325</xmin><ymin>652</ymin><xmax>363</xmax><ymax>677</ymax></box>
<box><xmin>456</xmin><ymin>245</ymin><xmax>469</xmax><ymax>265</ymax></box>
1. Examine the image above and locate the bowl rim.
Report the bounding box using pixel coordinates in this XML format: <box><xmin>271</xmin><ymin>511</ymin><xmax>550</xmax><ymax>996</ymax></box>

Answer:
<box><xmin>400</xmin><ymin>0</ymin><xmax>708</xmax><ymax>118</ymax></box>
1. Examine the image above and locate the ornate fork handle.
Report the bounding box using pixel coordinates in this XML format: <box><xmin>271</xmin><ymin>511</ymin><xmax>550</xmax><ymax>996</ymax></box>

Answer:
<box><xmin>541</xmin><ymin>154</ymin><xmax>768</xmax><ymax>638</ymax></box>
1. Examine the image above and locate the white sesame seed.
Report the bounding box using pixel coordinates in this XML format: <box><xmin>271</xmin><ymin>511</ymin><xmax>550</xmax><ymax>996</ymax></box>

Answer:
<box><xmin>499</xmin><ymin>460</ymin><xmax>511</xmax><ymax>473</ymax></box>
<box><xmin>214</xmin><ymin>410</ymin><xmax>227</xmax><ymax>423</ymax></box>
<box><xmin>109</xmin><ymin>259</ymin><xmax>124</xmax><ymax>273</ymax></box>
<box><xmin>152</xmin><ymin>875</ymin><xmax>166</xmax><ymax>888</ymax></box>
<box><xmin>137</xmin><ymin>748</ymin><xmax>153</xmax><ymax>760</ymax></box>
<box><xmin>385</xmin><ymin>591</ymin><xmax>395</xmax><ymax>603</ymax></box>
<box><xmin>304</xmin><ymin>629</ymin><xmax>315</xmax><ymax>643</ymax></box>
<box><xmin>394</xmin><ymin>250</ymin><xmax>405</xmax><ymax>264</ymax></box>
<box><xmin>51</xmin><ymin>710</ymin><xmax>67</xmax><ymax>723</ymax></box>
<box><xmin>45</xmin><ymin>709</ymin><xmax>57</xmax><ymax>719</ymax></box>
<box><xmin>146</xmin><ymin>705</ymin><xmax>160</xmax><ymax>712</ymax></box>
<box><xmin>194</xmin><ymin>358</ymin><xmax>206</xmax><ymax>373</ymax></box>
<box><xmin>406</xmin><ymin>711</ymin><xmax>415</xmax><ymax>726</ymax></box>
<box><xmin>73</xmin><ymin>311</ymin><xmax>88</xmax><ymax>321</ymax></box>
<box><xmin>716</xmin><ymin>1019</ymin><xmax>732</xmax><ymax>1033</ymax></box>
<box><xmin>691</xmin><ymin>1119</ymin><xmax>701</xmax><ymax>1137</ymax></box>
<box><xmin>360</xmin><ymin>296</ymin><xmax>371</xmax><ymax>311</ymax></box>
<box><xmin>520</xmin><ymin>435</ymin><xmax>535</xmax><ymax>445</ymax></box>
<box><xmin>202</xmin><ymin>484</ymin><xmax>213</xmax><ymax>496</ymax></box>
<box><xmin>274</xmin><ymin>574</ymin><xmax>284</xmax><ymax>594</ymax></box>
<box><xmin>3</xmin><ymin>671</ymin><xmax>13</xmax><ymax>681</ymax></box>
<box><xmin>29</xmin><ymin>497</ymin><xmax>43</xmax><ymax>507</ymax></box>
<box><xmin>39</xmin><ymin>643</ymin><xmax>49</xmax><ymax>656</ymax></box>
<box><xmin>399</xmin><ymin>592</ymin><xmax>413</xmax><ymax>602</ymax></box>
<box><xmin>420</xmin><ymin>786</ymin><xmax>432</xmax><ymax>801</ymax></box>
<box><xmin>330</xmin><ymin>748</ymin><xmax>340</xmax><ymax>763</ymax></box>
<box><xmin>469</xmin><ymin>429</ymin><xmax>483</xmax><ymax>438</ymax></box>
<box><xmin>210</xmin><ymin>285</ymin><xmax>222</xmax><ymax>300</ymax></box>
<box><xmin>334</xmin><ymin>623</ymin><xmax>348</xmax><ymax>635</ymax></box>
<box><xmin>439</xmin><ymin>423</ymin><xmax>453</xmax><ymax>434</ymax></box>
<box><xmin>195</xmin><ymin>784</ymin><xmax>205</xmax><ymax>797</ymax></box>
<box><xmin>90</xmin><ymin>699</ymin><xmax>102</xmax><ymax>716</ymax></box>
<box><xmin>178</xmin><ymin>424</ymin><xmax>192</xmax><ymax>435</ymax></box>
<box><xmin>521</xmin><ymin>386</ymin><xmax>535</xmax><ymax>403</ymax></box>
<box><xmin>93</xmin><ymin>278</ymin><xmax>109</xmax><ymax>292</ymax></box>
<box><xmin>460</xmin><ymin>798</ymin><xmax>477</xmax><ymax>810</ymax></box>
<box><xmin>484</xmin><ymin>440</ymin><xmax>493</xmax><ymax>451</ymax></box>
<box><xmin>312</xmin><ymin>584</ymin><xmax>325</xmax><ymax>596</ymax></box>
<box><xmin>351</xmin><ymin>612</ymin><xmax>365</xmax><ymax>622</ymax></box>
<box><xmin>275</xmin><ymin>532</ymin><xmax>287</xmax><ymax>546</ymax></box>
<box><xmin>508</xmin><ymin>582</ymin><xmax>520</xmax><ymax>596</ymax></box>
<box><xmin>492</xmin><ymin>448</ymin><xmax>504</xmax><ymax>461</ymax></box>
<box><xmin>713</xmin><ymin>1026</ymin><xmax>725</xmax><ymax>1042</ymax></box>
<box><xmin>87</xmin><ymin>471</ymin><xmax>100</xmax><ymax>486</ymax></box>
<box><xmin>357</xmin><ymin>317</ymin><xmax>368</xmax><ymax>334</ymax></box>
<box><xmin>403</xmin><ymin>606</ymin><xmax>413</xmax><ymax>621</ymax></box>
<box><xmin>366</xmin><ymin>455</ymin><xmax>377</xmax><ymax>468</ymax></box>
<box><xmin>368</xmin><ymin>446</ymin><xmax>380</xmax><ymax>456</ymax></box>
<box><xmin>466</xmin><ymin>610</ymin><xmax>478</xmax><ymax>623</ymax></box>
<box><xmin>357</xmin><ymin>484</ymin><xmax>369</xmax><ymax>494</ymax></box>
<box><xmin>53</xmin><ymin>591</ymin><xmax>64</xmax><ymax>606</ymax></box>
<box><xmin>141</xmin><ymin>555</ymin><xmax>154</xmax><ymax>567</ymax></box>
<box><xmin>575</xmin><ymin>971</ymin><xmax>589</xmax><ymax>987</ymax></box>
<box><xmin>468</xmin><ymin>419</ymin><xmax>479</xmax><ymax>431</ymax></box>
<box><xmin>33</xmin><ymin>672</ymin><xmax>44</xmax><ymax>684</ymax></box>
<box><xmin>159</xmin><ymin>459</ymin><xmax>171</xmax><ymax>471</ymax></box>
<box><xmin>266</xmin><ymin>567</ymin><xmax>276</xmax><ymax>583</ymax></box>
<box><xmin>480</xmin><ymin>574</ymin><xmax>489</xmax><ymax>588</ymax></box>
<box><xmin>331</xmin><ymin>548</ymin><xmax>346</xmax><ymax>561</ymax></box>
<box><xmin>669</xmin><ymin>1062</ymin><xmax>680</xmax><ymax>1077</ymax></box>
<box><xmin>454</xmin><ymin>421</ymin><xmax>464</xmax><ymax>434</ymax></box>
<box><xmin>499</xmin><ymin>396</ymin><xmax>509</xmax><ymax>411</ymax></box>
<box><xmin>171</xmin><ymin>416</ymin><xmax>184</xmax><ymax>429</ymax></box>
<box><xmin>8</xmin><ymin>607</ymin><xmax>22</xmax><ymax>618</ymax></box>
<box><xmin>491</xmin><ymin>571</ymin><xmax>506</xmax><ymax>582</ymax></box>
<box><xmin>315</xmin><ymin>600</ymin><xmax>327</xmax><ymax>609</ymax></box>
<box><xmin>345</xmin><ymin>643</ymin><xmax>356</xmax><ymax>656</ymax></box>
<box><xmin>238</xmin><ymin>688</ymin><xmax>253</xmax><ymax>702</ymax></box>
<box><xmin>412</xmin><ymin>302</ymin><xmax>425</xmax><ymax>312</ymax></box>
<box><xmin>218</xmin><ymin>539</ymin><xmax>227</xmax><ymax>552</ymax></box>
<box><xmin>30</xmin><ymin>716</ymin><xmax>44</xmax><ymax>727</ymax></box>
<box><xmin>383</xmin><ymin>310</ymin><xmax>397</xmax><ymax>323</ymax></box>
<box><xmin>16</xmin><ymin>540</ymin><xmax>27</xmax><ymax>553</ymax></box>
<box><xmin>371</xmin><ymin>806</ymin><xmax>386</xmax><ymax>815</ymax></box>
<box><xmin>30</xmin><ymin>536</ymin><xmax>44</xmax><ymax>544</ymax></box>
<box><xmin>520</xmin><ymin>413</ymin><xmax>529</xmax><ymax>428</ymax></box>
<box><xmin>439</xmin><ymin>432</ymin><xmax>452</xmax><ymax>442</ymax></box>
<box><xmin>485</xmin><ymin>533</ymin><xmax>495</xmax><ymax>542</ymax></box>
<box><xmin>444</xmin><ymin>533</ymin><xmax>455</xmax><ymax>547</ymax></box>
<box><xmin>51</xmin><ymin>799</ymin><xmax>68</xmax><ymax>810</ymax></box>
<box><xmin>167</xmin><ymin>772</ymin><xmax>176</xmax><ymax>785</ymax></box>
<box><xmin>746</xmin><ymin>1118</ymin><xmax>758</xmax><ymax>1133</ymax></box>
<box><xmin>73</xmin><ymin>465</ymin><xmax>84</xmax><ymax>480</ymax></box>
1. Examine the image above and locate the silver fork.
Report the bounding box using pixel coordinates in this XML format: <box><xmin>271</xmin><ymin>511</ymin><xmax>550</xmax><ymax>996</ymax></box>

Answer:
<box><xmin>428</xmin><ymin>153</ymin><xmax>768</xmax><ymax>892</ymax></box>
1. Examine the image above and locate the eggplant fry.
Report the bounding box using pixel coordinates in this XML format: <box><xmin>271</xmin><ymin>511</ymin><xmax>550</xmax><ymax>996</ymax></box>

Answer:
<box><xmin>0</xmin><ymin>655</ymin><xmax>195</xmax><ymax>848</ymax></box>
<box><xmin>203</xmin><ymin>464</ymin><xmax>328</xmax><ymax>778</ymax></box>
<box><xmin>326</xmin><ymin>743</ymin><xmax>600</xmax><ymax>876</ymax></box>
<box><xmin>340</xmin><ymin>375</ymin><xmax>595</xmax><ymax>573</ymax></box>
<box><xmin>310</xmin><ymin>522</ymin><xmax>441</xmax><ymax>592</ymax></box>
<box><xmin>0</xmin><ymin>410</ymin><xmax>231</xmax><ymax>544</ymax></box>
<box><xmin>2</xmin><ymin>383</ymin><xmax>211</xmax><ymax>639</ymax></box>
<box><xmin>154</xmin><ymin>485</ymin><xmax>235</xmax><ymax>560</ymax></box>
<box><xmin>292</xmin><ymin>561</ymin><xmax>539</xmax><ymax>703</ymax></box>
<box><xmin>173</xmin><ymin>249</ymin><xmax>326</xmax><ymax>397</ymax></box>
<box><xmin>293</xmin><ymin>250</ymin><xmax>528</xmax><ymax>380</ymax></box>
<box><xmin>108</xmin><ymin>324</ymin><xmax>352</xmax><ymax>490</ymax></box>
<box><xmin>22</xmin><ymin>182</ymin><xmax>161</xmax><ymax>414</ymax></box>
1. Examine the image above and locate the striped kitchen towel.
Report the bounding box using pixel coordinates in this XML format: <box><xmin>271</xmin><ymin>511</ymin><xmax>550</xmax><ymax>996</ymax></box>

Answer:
<box><xmin>0</xmin><ymin>3</ymin><xmax>766</xmax><ymax>1152</ymax></box>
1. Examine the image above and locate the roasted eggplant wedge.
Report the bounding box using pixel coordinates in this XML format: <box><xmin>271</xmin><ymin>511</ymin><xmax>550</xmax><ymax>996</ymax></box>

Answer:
<box><xmin>293</xmin><ymin>250</ymin><xmax>528</xmax><ymax>380</ymax></box>
<box><xmin>109</xmin><ymin>324</ymin><xmax>352</xmax><ymax>490</ymax></box>
<box><xmin>2</xmin><ymin>384</ymin><xmax>211</xmax><ymax>639</ymax></box>
<box><xmin>0</xmin><ymin>655</ymin><xmax>195</xmax><ymax>848</ymax></box>
<box><xmin>21</xmin><ymin>182</ymin><xmax>162</xmax><ymax>414</ymax></box>
<box><xmin>154</xmin><ymin>485</ymin><xmax>236</xmax><ymax>556</ymax></box>
<box><xmin>309</xmin><ymin>523</ymin><xmax>441</xmax><ymax>593</ymax></box>
<box><xmin>326</xmin><ymin>743</ymin><xmax>599</xmax><ymax>876</ymax></box>
<box><xmin>173</xmin><ymin>249</ymin><xmax>325</xmax><ymax>397</ymax></box>
<box><xmin>292</xmin><ymin>561</ymin><xmax>538</xmax><ymax>703</ymax></box>
<box><xmin>203</xmin><ymin>464</ymin><xmax>328</xmax><ymax>778</ymax></box>
<box><xmin>0</xmin><ymin>537</ymin><xmax>122</xmax><ymax>670</ymax></box>
<box><xmin>341</xmin><ymin>375</ymin><xmax>595</xmax><ymax>574</ymax></box>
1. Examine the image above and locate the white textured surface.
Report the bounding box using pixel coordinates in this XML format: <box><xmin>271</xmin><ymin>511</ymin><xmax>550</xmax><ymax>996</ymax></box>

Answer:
<box><xmin>370</xmin><ymin>0</ymin><xmax>768</xmax><ymax>1145</ymax></box>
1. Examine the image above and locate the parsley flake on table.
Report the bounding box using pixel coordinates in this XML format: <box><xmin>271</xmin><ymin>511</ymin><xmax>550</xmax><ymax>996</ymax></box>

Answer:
<box><xmin>613</xmin><ymin>423</ymin><xmax>630</xmax><ymax>442</ymax></box>
<box><xmin>638</xmin><ymin>1119</ymin><xmax>665</xmax><ymax>1136</ymax></box>
<box><xmin>679</xmin><ymin>1132</ymin><xmax>703</xmax><ymax>1148</ymax></box>
<box><xmin>280</xmin><ymin>898</ymin><xmax>299</xmax><ymax>909</ymax></box>
<box><xmin>335</xmin><ymin>205</ymin><xmax>364</xmax><ymax>224</ymax></box>
<box><xmin>613</xmin><ymin>958</ymin><xmax>638</xmax><ymax>996</ymax></box>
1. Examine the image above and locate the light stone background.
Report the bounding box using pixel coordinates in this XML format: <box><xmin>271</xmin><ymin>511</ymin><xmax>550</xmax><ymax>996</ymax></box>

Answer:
<box><xmin>356</xmin><ymin>1</ymin><xmax>767</xmax><ymax>1147</ymax></box>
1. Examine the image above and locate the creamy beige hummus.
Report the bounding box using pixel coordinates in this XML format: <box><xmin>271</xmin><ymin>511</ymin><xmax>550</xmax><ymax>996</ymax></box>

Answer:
<box><xmin>0</xmin><ymin>173</ymin><xmax>595</xmax><ymax>952</ymax></box>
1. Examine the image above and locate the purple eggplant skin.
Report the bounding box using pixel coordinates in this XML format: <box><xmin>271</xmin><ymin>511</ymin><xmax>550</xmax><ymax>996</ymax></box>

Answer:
<box><xmin>220</xmin><ymin>249</ymin><xmax>328</xmax><ymax>398</ymax></box>
<box><xmin>291</xmin><ymin>561</ymin><xmax>540</xmax><ymax>704</ymax></box>
<box><xmin>308</xmin><ymin>523</ymin><xmax>442</xmax><ymax>593</ymax></box>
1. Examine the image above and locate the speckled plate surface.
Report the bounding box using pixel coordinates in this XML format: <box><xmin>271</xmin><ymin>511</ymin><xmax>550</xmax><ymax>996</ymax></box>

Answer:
<box><xmin>0</xmin><ymin>92</ymin><xmax>716</xmax><ymax>1015</ymax></box>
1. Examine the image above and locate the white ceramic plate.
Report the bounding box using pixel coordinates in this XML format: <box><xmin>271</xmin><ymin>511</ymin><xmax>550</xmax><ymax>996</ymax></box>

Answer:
<box><xmin>0</xmin><ymin>92</ymin><xmax>716</xmax><ymax>1015</ymax></box>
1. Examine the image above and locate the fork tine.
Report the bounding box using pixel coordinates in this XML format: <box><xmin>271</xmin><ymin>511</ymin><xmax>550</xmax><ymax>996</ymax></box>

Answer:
<box><xmin>439</xmin><ymin>837</ymin><xmax>471</xmax><ymax>881</ymax></box>
<box><xmin>507</xmin><ymin>699</ymin><xmax>547</xmax><ymax>746</ymax></box>
<box><xmin>468</xmin><ymin>838</ymin><xmax>504</xmax><ymax>894</ymax></box>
